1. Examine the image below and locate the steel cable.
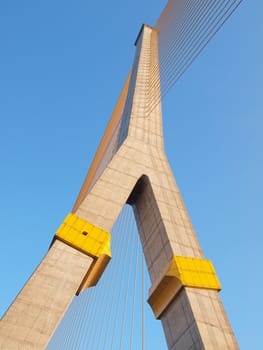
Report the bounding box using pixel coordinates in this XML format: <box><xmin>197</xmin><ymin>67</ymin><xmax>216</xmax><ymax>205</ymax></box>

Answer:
<box><xmin>142</xmin><ymin>0</ymin><xmax>244</xmax><ymax>116</ymax></box>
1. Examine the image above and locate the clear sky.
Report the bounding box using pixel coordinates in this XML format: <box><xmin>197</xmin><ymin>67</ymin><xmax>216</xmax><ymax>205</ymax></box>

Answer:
<box><xmin>0</xmin><ymin>1</ymin><xmax>262</xmax><ymax>349</ymax></box>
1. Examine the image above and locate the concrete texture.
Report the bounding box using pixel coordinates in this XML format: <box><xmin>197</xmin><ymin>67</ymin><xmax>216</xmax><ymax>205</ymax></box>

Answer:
<box><xmin>0</xmin><ymin>241</ymin><xmax>93</xmax><ymax>349</ymax></box>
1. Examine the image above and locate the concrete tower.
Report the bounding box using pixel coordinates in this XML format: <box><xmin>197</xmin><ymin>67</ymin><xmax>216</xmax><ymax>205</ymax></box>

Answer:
<box><xmin>0</xmin><ymin>25</ymin><xmax>239</xmax><ymax>349</ymax></box>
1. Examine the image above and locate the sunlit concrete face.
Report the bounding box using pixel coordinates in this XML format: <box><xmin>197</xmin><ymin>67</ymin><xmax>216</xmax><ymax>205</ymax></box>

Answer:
<box><xmin>0</xmin><ymin>241</ymin><xmax>93</xmax><ymax>349</ymax></box>
<box><xmin>0</xmin><ymin>25</ymin><xmax>238</xmax><ymax>349</ymax></box>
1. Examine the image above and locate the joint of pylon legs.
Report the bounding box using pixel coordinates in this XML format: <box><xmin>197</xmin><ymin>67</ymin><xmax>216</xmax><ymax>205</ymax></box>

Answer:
<box><xmin>52</xmin><ymin>212</ymin><xmax>111</xmax><ymax>293</ymax></box>
<box><xmin>148</xmin><ymin>256</ymin><xmax>221</xmax><ymax>319</ymax></box>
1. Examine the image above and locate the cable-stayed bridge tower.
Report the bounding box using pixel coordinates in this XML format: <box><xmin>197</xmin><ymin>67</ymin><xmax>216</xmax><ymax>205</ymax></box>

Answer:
<box><xmin>0</xmin><ymin>1</ymin><xmax>243</xmax><ymax>348</ymax></box>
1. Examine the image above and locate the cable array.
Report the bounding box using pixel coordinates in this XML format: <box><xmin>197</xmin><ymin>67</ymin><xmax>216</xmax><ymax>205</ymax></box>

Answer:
<box><xmin>46</xmin><ymin>205</ymin><xmax>166</xmax><ymax>349</ymax></box>
<box><xmin>145</xmin><ymin>0</ymin><xmax>243</xmax><ymax>116</ymax></box>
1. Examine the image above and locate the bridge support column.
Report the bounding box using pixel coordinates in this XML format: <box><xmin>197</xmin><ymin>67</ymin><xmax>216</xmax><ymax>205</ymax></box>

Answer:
<box><xmin>0</xmin><ymin>241</ymin><xmax>93</xmax><ymax>349</ymax></box>
<box><xmin>0</xmin><ymin>23</ymin><xmax>239</xmax><ymax>350</ymax></box>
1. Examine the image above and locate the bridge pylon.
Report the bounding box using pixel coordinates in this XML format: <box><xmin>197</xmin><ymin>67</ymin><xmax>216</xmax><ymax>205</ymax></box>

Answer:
<box><xmin>0</xmin><ymin>25</ymin><xmax>238</xmax><ymax>349</ymax></box>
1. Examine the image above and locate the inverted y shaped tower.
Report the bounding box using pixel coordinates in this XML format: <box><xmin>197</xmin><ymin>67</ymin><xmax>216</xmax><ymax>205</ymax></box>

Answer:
<box><xmin>0</xmin><ymin>25</ymin><xmax>239</xmax><ymax>349</ymax></box>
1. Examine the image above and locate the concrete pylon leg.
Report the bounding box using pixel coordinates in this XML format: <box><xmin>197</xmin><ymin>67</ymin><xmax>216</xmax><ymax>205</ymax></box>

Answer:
<box><xmin>0</xmin><ymin>24</ymin><xmax>239</xmax><ymax>349</ymax></box>
<box><xmin>0</xmin><ymin>242</ymin><xmax>93</xmax><ymax>349</ymax></box>
<box><xmin>128</xmin><ymin>174</ymin><xmax>238</xmax><ymax>349</ymax></box>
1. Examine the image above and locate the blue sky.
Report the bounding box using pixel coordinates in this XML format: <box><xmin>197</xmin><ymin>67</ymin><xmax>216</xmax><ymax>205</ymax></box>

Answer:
<box><xmin>0</xmin><ymin>1</ymin><xmax>262</xmax><ymax>349</ymax></box>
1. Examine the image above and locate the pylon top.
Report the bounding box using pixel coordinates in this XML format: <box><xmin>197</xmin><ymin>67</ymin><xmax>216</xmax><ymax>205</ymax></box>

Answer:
<box><xmin>134</xmin><ymin>23</ymin><xmax>156</xmax><ymax>46</ymax></box>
